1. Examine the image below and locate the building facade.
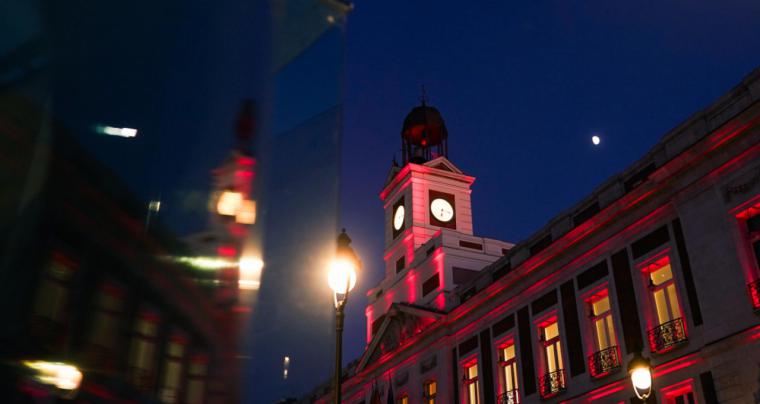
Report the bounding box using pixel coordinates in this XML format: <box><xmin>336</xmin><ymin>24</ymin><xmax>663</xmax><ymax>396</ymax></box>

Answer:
<box><xmin>311</xmin><ymin>66</ymin><xmax>760</xmax><ymax>404</ymax></box>
<box><xmin>0</xmin><ymin>76</ymin><xmax>243</xmax><ymax>403</ymax></box>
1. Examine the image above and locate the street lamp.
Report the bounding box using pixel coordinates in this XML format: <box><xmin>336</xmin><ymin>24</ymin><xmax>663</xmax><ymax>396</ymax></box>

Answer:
<box><xmin>328</xmin><ymin>229</ymin><xmax>361</xmax><ymax>404</ymax></box>
<box><xmin>628</xmin><ymin>351</ymin><xmax>653</xmax><ymax>401</ymax></box>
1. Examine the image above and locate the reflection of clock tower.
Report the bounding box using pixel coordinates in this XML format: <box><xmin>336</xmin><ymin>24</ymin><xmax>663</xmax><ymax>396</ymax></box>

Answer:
<box><xmin>364</xmin><ymin>99</ymin><xmax>512</xmax><ymax>344</ymax></box>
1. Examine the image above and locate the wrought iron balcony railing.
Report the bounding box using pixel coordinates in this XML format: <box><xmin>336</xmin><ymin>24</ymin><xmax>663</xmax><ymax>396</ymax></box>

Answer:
<box><xmin>539</xmin><ymin>369</ymin><xmax>566</xmax><ymax>399</ymax></box>
<box><xmin>588</xmin><ymin>345</ymin><xmax>621</xmax><ymax>378</ymax></box>
<box><xmin>648</xmin><ymin>317</ymin><xmax>687</xmax><ymax>353</ymax></box>
<box><xmin>497</xmin><ymin>390</ymin><xmax>519</xmax><ymax>404</ymax></box>
<box><xmin>748</xmin><ymin>279</ymin><xmax>760</xmax><ymax>310</ymax></box>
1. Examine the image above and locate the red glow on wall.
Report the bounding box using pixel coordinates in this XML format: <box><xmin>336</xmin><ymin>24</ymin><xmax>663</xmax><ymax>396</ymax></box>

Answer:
<box><xmin>563</xmin><ymin>380</ymin><xmax>626</xmax><ymax>403</ymax></box>
<box><xmin>660</xmin><ymin>378</ymin><xmax>695</xmax><ymax>401</ymax></box>
<box><xmin>746</xmin><ymin>324</ymin><xmax>760</xmax><ymax>341</ymax></box>
<box><xmin>434</xmin><ymin>293</ymin><xmax>446</xmax><ymax>311</ymax></box>
<box><xmin>406</xmin><ymin>270</ymin><xmax>417</xmax><ymax>303</ymax></box>
<box><xmin>236</xmin><ymin>156</ymin><xmax>255</xmax><ymax>166</ymax></box>
<box><xmin>217</xmin><ymin>246</ymin><xmax>237</xmax><ymax>257</ymax></box>
<box><xmin>653</xmin><ymin>353</ymin><xmax>700</xmax><ymax>378</ymax></box>
<box><xmin>637</xmin><ymin>249</ymin><xmax>672</xmax><ymax>273</ymax></box>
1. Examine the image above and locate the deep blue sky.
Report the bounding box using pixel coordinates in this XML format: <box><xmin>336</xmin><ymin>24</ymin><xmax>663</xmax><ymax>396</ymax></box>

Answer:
<box><xmin>15</xmin><ymin>0</ymin><xmax>760</xmax><ymax>401</ymax></box>
<box><xmin>338</xmin><ymin>0</ymin><xmax>760</xmax><ymax>382</ymax></box>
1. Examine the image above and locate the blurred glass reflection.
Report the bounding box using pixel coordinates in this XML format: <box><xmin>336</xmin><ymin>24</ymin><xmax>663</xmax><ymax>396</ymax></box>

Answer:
<box><xmin>1</xmin><ymin>0</ymin><xmax>349</xmax><ymax>402</ymax></box>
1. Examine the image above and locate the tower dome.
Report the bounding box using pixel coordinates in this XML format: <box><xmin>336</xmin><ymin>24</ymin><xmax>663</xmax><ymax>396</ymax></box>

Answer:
<box><xmin>400</xmin><ymin>102</ymin><xmax>449</xmax><ymax>164</ymax></box>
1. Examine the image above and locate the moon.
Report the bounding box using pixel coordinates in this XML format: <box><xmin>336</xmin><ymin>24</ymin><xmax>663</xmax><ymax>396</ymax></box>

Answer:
<box><xmin>592</xmin><ymin>135</ymin><xmax>601</xmax><ymax>145</ymax></box>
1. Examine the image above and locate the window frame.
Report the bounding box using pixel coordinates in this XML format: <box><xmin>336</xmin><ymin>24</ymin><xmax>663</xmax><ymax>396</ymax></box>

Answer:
<box><xmin>461</xmin><ymin>356</ymin><xmax>481</xmax><ymax>404</ymax></box>
<box><xmin>636</xmin><ymin>248</ymin><xmax>689</xmax><ymax>353</ymax></box>
<box><xmin>494</xmin><ymin>335</ymin><xmax>520</xmax><ymax>404</ymax></box>
<box><xmin>535</xmin><ymin>312</ymin><xmax>567</xmax><ymax>399</ymax></box>
<box><xmin>422</xmin><ymin>379</ymin><xmax>437</xmax><ymax>404</ymax></box>
<box><xmin>581</xmin><ymin>284</ymin><xmax>622</xmax><ymax>378</ymax></box>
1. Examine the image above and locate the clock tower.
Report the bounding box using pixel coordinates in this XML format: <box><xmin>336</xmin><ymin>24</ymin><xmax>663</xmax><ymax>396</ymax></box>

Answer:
<box><xmin>365</xmin><ymin>100</ymin><xmax>512</xmax><ymax>344</ymax></box>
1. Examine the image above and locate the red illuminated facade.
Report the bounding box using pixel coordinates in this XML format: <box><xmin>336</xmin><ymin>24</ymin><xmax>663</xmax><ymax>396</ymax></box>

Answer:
<box><xmin>304</xmin><ymin>66</ymin><xmax>760</xmax><ymax>404</ymax></box>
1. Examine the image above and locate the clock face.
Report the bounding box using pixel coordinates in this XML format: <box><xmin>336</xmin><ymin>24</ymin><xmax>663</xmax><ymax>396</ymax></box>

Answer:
<box><xmin>393</xmin><ymin>205</ymin><xmax>405</xmax><ymax>230</ymax></box>
<box><xmin>430</xmin><ymin>198</ymin><xmax>454</xmax><ymax>222</ymax></box>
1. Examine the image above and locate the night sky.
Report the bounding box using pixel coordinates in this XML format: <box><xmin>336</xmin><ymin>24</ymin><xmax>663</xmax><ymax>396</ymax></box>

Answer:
<box><xmin>338</xmin><ymin>0</ymin><xmax>760</xmax><ymax>392</ymax></box>
<box><xmin>13</xmin><ymin>0</ymin><xmax>760</xmax><ymax>402</ymax></box>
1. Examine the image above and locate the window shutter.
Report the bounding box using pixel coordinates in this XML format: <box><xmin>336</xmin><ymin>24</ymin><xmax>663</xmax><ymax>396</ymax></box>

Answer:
<box><xmin>612</xmin><ymin>248</ymin><xmax>644</xmax><ymax>354</ymax></box>
<box><xmin>560</xmin><ymin>280</ymin><xmax>586</xmax><ymax>377</ymax></box>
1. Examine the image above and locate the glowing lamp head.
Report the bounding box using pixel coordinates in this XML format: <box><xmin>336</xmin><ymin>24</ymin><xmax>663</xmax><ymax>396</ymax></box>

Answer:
<box><xmin>23</xmin><ymin>360</ymin><xmax>83</xmax><ymax>392</ymax></box>
<box><xmin>328</xmin><ymin>259</ymin><xmax>357</xmax><ymax>295</ymax></box>
<box><xmin>328</xmin><ymin>229</ymin><xmax>361</xmax><ymax>306</ymax></box>
<box><xmin>628</xmin><ymin>352</ymin><xmax>652</xmax><ymax>400</ymax></box>
<box><xmin>592</xmin><ymin>135</ymin><xmax>601</xmax><ymax>145</ymax></box>
<box><xmin>217</xmin><ymin>191</ymin><xmax>243</xmax><ymax>216</ymax></box>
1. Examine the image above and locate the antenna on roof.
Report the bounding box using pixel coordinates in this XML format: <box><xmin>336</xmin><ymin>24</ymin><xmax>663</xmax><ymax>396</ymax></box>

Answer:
<box><xmin>419</xmin><ymin>84</ymin><xmax>428</xmax><ymax>106</ymax></box>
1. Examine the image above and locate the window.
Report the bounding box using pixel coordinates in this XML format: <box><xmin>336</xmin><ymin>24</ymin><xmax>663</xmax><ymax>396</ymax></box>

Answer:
<box><xmin>644</xmin><ymin>256</ymin><xmax>687</xmax><ymax>352</ymax></box>
<box><xmin>397</xmin><ymin>394</ymin><xmax>408</xmax><ymax>404</ymax></box>
<box><xmin>422</xmin><ymin>273</ymin><xmax>440</xmax><ymax>297</ymax></box>
<box><xmin>743</xmin><ymin>210</ymin><xmax>760</xmax><ymax>308</ymax></box>
<box><xmin>497</xmin><ymin>342</ymin><xmax>519</xmax><ymax>404</ymax></box>
<box><xmin>88</xmin><ymin>283</ymin><xmax>125</xmax><ymax>370</ymax></box>
<box><xmin>185</xmin><ymin>355</ymin><xmax>208</xmax><ymax>404</ymax></box>
<box><xmin>30</xmin><ymin>253</ymin><xmax>77</xmax><ymax>344</ymax></box>
<box><xmin>395</xmin><ymin>256</ymin><xmax>405</xmax><ymax>274</ymax></box>
<box><xmin>538</xmin><ymin>319</ymin><xmax>566</xmax><ymax>398</ymax></box>
<box><xmin>423</xmin><ymin>380</ymin><xmax>437</xmax><ymax>404</ymax></box>
<box><xmin>463</xmin><ymin>362</ymin><xmax>480</xmax><ymax>404</ymax></box>
<box><xmin>662</xmin><ymin>379</ymin><xmax>696</xmax><ymax>404</ymax></box>
<box><xmin>128</xmin><ymin>312</ymin><xmax>159</xmax><ymax>392</ymax></box>
<box><xmin>160</xmin><ymin>335</ymin><xmax>187</xmax><ymax>404</ymax></box>
<box><xmin>586</xmin><ymin>290</ymin><xmax>621</xmax><ymax>377</ymax></box>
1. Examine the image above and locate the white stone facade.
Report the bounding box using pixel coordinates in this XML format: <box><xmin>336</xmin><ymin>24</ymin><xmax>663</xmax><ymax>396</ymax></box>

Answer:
<box><xmin>307</xmin><ymin>66</ymin><xmax>760</xmax><ymax>404</ymax></box>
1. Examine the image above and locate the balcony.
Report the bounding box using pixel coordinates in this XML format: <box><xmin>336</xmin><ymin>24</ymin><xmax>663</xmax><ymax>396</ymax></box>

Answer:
<box><xmin>539</xmin><ymin>369</ymin><xmax>566</xmax><ymax>399</ymax></box>
<box><xmin>648</xmin><ymin>318</ymin><xmax>687</xmax><ymax>353</ymax></box>
<box><xmin>588</xmin><ymin>346</ymin><xmax>621</xmax><ymax>378</ymax></box>
<box><xmin>497</xmin><ymin>390</ymin><xmax>519</xmax><ymax>404</ymax></box>
<box><xmin>748</xmin><ymin>279</ymin><xmax>760</xmax><ymax>310</ymax></box>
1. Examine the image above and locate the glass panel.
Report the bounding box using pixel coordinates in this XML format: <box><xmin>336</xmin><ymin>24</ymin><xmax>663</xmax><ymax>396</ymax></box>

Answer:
<box><xmin>650</xmin><ymin>264</ymin><xmax>673</xmax><ymax>286</ymax></box>
<box><xmin>592</xmin><ymin>296</ymin><xmax>610</xmax><ymax>316</ymax></box>
<box><xmin>594</xmin><ymin>318</ymin><xmax>608</xmax><ymax>350</ymax></box>
<box><xmin>654</xmin><ymin>289</ymin><xmax>670</xmax><ymax>324</ymax></box>
<box><xmin>546</xmin><ymin>344</ymin><xmax>556</xmax><ymax>372</ymax></box>
<box><xmin>556</xmin><ymin>341</ymin><xmax>564</xmax><ymax>370</ymax></box>
<box><xmin>504</xmin><ymin>345</ymin><xmax>515</xmax><ymax>360</ymax></box>
<box><xmin>605</xmin><ymin>315</ymin><xmax>617</xmax><ymax>346</ymax></box>
<box><xmin>666</xmin><ymin>284</ymin><xmax>681</xmax><ymax>320</ymax></box>
<box><xmin>467</xmin><ymin>364</ymin><xmax>478</xmax><ymax>379</ymax></box>
<box><xmin>544</xmin><ymin>322</ymin><xmax>559</xmax><ymax>340</ymax></box>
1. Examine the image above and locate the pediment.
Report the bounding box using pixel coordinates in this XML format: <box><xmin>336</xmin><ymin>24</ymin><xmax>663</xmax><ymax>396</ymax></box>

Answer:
<box><xmin>423</xmin><ymin>156</ymin><xmax>463</xmax><ymax>174</ymax></box>
<box><xmin>357</xmin><ymin>303</ymin><xmax>442</xmax><ymax>372</ymax></box>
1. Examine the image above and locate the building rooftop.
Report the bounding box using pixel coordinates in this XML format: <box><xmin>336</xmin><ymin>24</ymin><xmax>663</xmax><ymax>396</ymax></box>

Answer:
<box><xmin>453</xmin><ymin>65</ymin><xmax>760</xmax><ymax>304</ymax></box>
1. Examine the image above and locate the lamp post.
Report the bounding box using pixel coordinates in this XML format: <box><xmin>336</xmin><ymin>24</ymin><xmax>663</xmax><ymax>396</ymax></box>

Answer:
<box><xmin>628</xmin><ymin>351</ymin><xmax>653</xmax><ymax>402</ymax></box>
<box><xmin>328</xmin><ymin>229</ymin><xmax>361</xmax><ymax>404</ymax></box>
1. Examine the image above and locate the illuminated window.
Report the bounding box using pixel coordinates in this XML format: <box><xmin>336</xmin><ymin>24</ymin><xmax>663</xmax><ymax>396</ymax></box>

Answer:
<box><xmin>396</xmin><ymin>393</ymin><xmax>408</xmax><ymax>404</ymax></box>
<box><xmin>645</xmin><ymin>256</ymin><xmax>688</xmax><ymax>352</ymax></box>
<box><xmin>497</xmin><ymin>342</ymin><xmax>519</xmax><ymax>404</ymax></box>
<box><xmin>160</xmin><ymin>335</ymin><xmax>187</xmax><ymax>404</ymax></box>
<box><xmin>464</xmin><ymin>362</ymin><xmax>480</xmax><ymax>404</ymax></box>
<box><xmin>742</xmin><ymin>211</ymin><xmax>760</xmax><ymax>308</ymax></box>
<box><xmin>423</xmin><ymin>380</ymin><xmax>437</xmax><ymax>404</ymax></box>
<box><xmin>32</xmin><ymin>254</ymin><xmax>76</xmax><ymax>326</ymax></box>
<box><xmin>650</xmin><ymin>263</ymin><xmax>683</xmax><ymax>325</ymax></box>
<box><xmin>185</xmin><ymin>356</ymin><xmax>208</xmax><ymax>404</ymax></box>
<box><xmin>538</xmin><ymin>319</ymin><xmax>566</xmax><ymax>398</ymax></box>
<box><xmin>586</xmin><ymin>290</ymin><xmax>621</xmax><ymax>377</ymax></box>
<box><xmin>128</xmin><ymin>312</ymin><xmax>159</xmax><ymax>392</ymax></box>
